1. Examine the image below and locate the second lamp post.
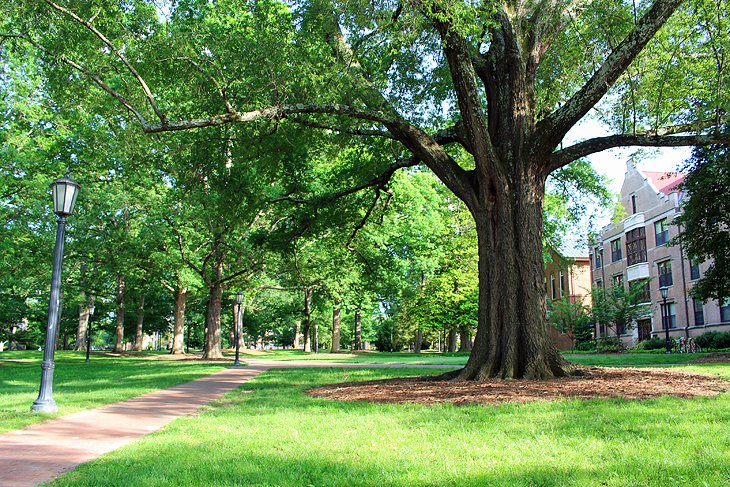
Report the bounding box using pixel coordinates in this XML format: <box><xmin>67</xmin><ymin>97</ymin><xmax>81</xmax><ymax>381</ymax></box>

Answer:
<box><xmin>660</xmin><ymin>286</ymin><xmax>672</xmax><ymax>354</ymax></box>
<box><xmin>234</xmin><ymin>291</ymin><xmax>243</xmax><ymax>366</ymax></box>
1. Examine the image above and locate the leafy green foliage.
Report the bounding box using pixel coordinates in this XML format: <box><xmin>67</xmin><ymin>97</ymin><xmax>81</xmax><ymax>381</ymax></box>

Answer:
<box><xmin>674</xmin><ymin>145</ymin><xmax>730</xmax><ymax>301</ymax></box>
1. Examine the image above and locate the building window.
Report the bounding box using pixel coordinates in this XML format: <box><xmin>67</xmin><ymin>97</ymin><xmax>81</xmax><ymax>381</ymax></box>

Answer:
<box><xmin>631</xmin><ymin>194</ymin><xmax>637</xmax><ymax>214</ymax></box>
<box><xmin>616</xmin><ymin>319</ymin><xmax>626</xmax><ymax>336</ymax></box>
<box><xmin>595</xmin><ymin>279</ymin><xmax>603</xmax><ymax>289</ymax></box>
<box><xmin>721</xmin><ymin>299</ymin><xmax>730</xmax><ymax>323</ymax></box>
<box><xmin>658</xmin><ymin>260</ymin><xmax>673</xmax><ymax>288</ymax></box>
<box><xmin>598</xmin><ymin>323</ymin><xmax>606</xmax><ymax>336</ymax></box>
<box><xmin>690</xmin><ymin>259</ymin><xmax>700</xmax><ymax>280</ymax></box>
<box><xmin>626</xmin><ymin>227</ymin><xmax>647</xmax><ymax>265</ymax></box>
<box><xmin>610</xmin><ymin>238</ymin><xmax>622</xmax><ymax>262</ymax></box>
<box><xmin>693</xmin><ymin>299</ymin><xmax>704</xmax><ymax>326</ymax></box>
<box><xmin>612</xmin><ymin>273</ymin><xmax>624</xmax><ymax>288</ymax></box>
<box><xmin>559</xmin><ymin>271</ymin><xmax>566</xmax><ymax>297</ymax></box>
<box><xmin>654</xmin><ymin>218</ymin><xmax>669</xmax><ymax>246</ymax></box>
<box><xmin>661</xmin><ymin>302</ymin><xmax>677</xmax><ymax>329</ymax></box>
<box><xmin>595</xmin><ymin>247</ymin><xmax>603</xmax><ymax>269</ymax></box>
<box><xmin>551</xmin><ymin>275</ymin><xmax>556</xmax><ymax>300</ymax></box>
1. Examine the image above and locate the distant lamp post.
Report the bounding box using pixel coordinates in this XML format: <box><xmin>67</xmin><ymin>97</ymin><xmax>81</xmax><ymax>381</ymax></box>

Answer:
<box><xmin>660</xmin><ymin>286</ymin><xmax>671</xmax><ymax>354</ymax></box>
<box><xmin>31</xmin><ymin>171</ymin><xmax>81</xmax><ymax>413</ymax></box>
<box><xmin>85</xmin><ymin>304</ymin><xmax>95</xmax><ymax>363</ymax></box>
<box><xmin>234</xmin><ymin>291</ymin><xmax>244</xmax><ymax>366</ymax></box>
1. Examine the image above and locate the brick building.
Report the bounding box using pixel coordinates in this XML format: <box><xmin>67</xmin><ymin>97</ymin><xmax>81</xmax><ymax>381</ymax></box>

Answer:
<box><xmin>545</xmin><ymin>240</ymin><xmax>592</xmax><ymax>349</ymax></box>
<box><xmin>589</xmin><ymin>162</ymin><xmax>730</xmax><ymax>346</ymax></box>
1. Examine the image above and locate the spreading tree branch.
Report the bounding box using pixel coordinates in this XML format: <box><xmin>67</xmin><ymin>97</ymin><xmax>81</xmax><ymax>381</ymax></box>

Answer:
<box><xmin>536</xmin><ymin>0</ymin><xmax>685</xmax><ymax>158</ymax></box>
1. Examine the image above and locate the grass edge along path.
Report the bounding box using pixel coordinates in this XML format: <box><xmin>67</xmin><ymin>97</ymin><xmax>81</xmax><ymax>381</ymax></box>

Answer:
<box><xmin>0</xmin><ymin>365</ymin><xmax>270</xmax><ymax>487</ymax></box>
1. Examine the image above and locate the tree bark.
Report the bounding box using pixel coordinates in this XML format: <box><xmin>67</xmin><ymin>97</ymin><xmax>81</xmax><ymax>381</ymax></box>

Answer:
<box><xmin>231</xmin><ymin>302</ymin><xmax>239</xmax><ymax>348</ymax></box>
<box><xmin>76</xmin><ymin>292</ymin><xmax>90</xmax><ymax>351</ymax></box>
<box><xmin>459</xmin><ymin>326</ymin><xmax>472</xmax><ymax>352</ymax></box>
<box><xmin>170</xmin><ymin>284</ymin><xmax>187</xmax><ymax>354</ymax></box>
<box><xmin>414</xmin><ymin>329</ymin><xmax>423</xmax><ymax>354</ymax></box>
<box><xmin>302</xmin><ymin>288</ymin><xmax>313</xmax><ymax>352</ymax></box>
<box><xmin>133</xmin><ymin>295</ymin><xmax>145</xmax><ymax>351</ymax></box>
<box><xmin>447</xmin><ymin>328</ymin><xmax>458</xmax><ymax>352</ymax></box>
<box><xmin>294</xmin><ymin>320</ymin><xmax>301</xmax><ymax>350</ymax></box>
<box><xmin>331</xmin><ymin>307</ymin><xmax>341</xmax><ymax>353</ymax></box>
<box><xmin>203</xmin><ymin>280</ymin><xmax>224</xmax><ymax>359</ymax></box>
<box><xmin>456</xmin><ymin>176</ymin><xmax>569</xmax><ymax>379</ymax></box>
<box><xmin>113</xmin><ymin>274</ymin><xmax>125</xmax><ymax>353</ymax></box>
<box><xmin>354</xmin><ymin>309</ymin><xmax>362</xmax><ymax>351</ymax></box>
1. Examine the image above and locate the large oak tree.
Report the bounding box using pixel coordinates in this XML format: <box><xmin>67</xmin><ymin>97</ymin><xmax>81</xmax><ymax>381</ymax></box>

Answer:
<box><xmin>5</xmin><ymin>0</ymin><xmax>728</xmax><ymax>378</ymax></box>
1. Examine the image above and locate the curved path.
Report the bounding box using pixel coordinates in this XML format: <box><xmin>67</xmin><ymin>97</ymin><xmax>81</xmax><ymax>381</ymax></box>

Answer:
<box><xmin>0</xmin><ymin>359</ymin><xmax>456</xmax><ymax>487</ymax></box>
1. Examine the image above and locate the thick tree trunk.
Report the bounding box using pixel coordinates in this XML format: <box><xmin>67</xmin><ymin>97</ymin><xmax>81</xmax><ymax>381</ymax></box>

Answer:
<box><xmin>170</xmin><ymin>284</ymin><xmax>187</xmax><ymax>354</ymax></box>
<box><xmin>459</xmin><ymin>326</ymin><xmax>472</xmax><ymax>352</ymax></box>
<box><xmin>203</xmin><ymin>281</ymin><xmax>224</xmax><ymax>359</ymax></box>
<box><xmin>133</xmin><ymin>295</ymin><xmax>145</xmax><ymax>351</ymax></box>
<box><xmin>414</xmin><ymin>329</ymin><xmax>423</xmax><ymax>353</ymax></box>
<box><xmin>331</xmin><ymin>307</ymin><xmax>341</xmax><ymax>353</ymax></box>
<box><xmin>447</xmin><ymin>328</ymin><xmax>458</xmax><ymax>352</ymax></box>
<box><xmin>314</xmin><ymin>322</ymin><xmax>319</xmax><ymax>352</ymax></box>
<box><xmin>354</xmin><ymin>309</ymin><xmax>362</xmax><ymax>351</ymax></box>
<box><xmin>294</xmin><ymin>320</ymin><xmax>301</xmax><ymax>349</ymax></box>
<box><xmin>76</xmin><ymin>293</ymin><xmax>90</xmax><ymax>351</ymax></box>
<box><xmin>457</xmin><ymin>176</ymin><xmax>569</xmax><ymax>379</ymax></box>
<box><xmin>231</xmin><ymin>302</ymin><xmax>239</xmax><ymax>347</ymax></box>
<box><xmin>113</xmin><ymin>274</ymin><xmax>125</xmax><ymax>353</ymax></box>
<box><xmin>302</xmin><ymin>288</ymin><xmax>313</xmax><ymax>352</ymax></box>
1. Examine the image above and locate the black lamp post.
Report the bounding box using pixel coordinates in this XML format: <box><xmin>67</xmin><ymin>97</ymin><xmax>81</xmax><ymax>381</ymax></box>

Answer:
<box><xmin>660</xmin><ymin>286</ymin><xmax>671</xmax><ymax>354</ymax></box>
<box><xmin>85</xmin><ymin>304</ymin><xmax>95</xmax><ymax>363</ymax></box>
<box><xmin>234</xmin><ymin>291</ymin><xmax>243</xmax><ymax>366</ymax></box>
<box><xmin>32</xmin><ymin>171</ymin><xmax>81</xmax><ymax>413</ymax></box>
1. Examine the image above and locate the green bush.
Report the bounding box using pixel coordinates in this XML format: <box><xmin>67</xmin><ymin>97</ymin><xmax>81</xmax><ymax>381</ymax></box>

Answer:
<box><xmin>636</xmin><ymin>337</ymin><xmax>667</xmax><ymax>351</ymax></box>
<box><xmin>695</xmin><ymin>331</ymin><xmax>730</xmax><ymax>350</ymax></box>
<box><xmin>596</xmin><ymin>336</ymin><xmax>622</xmax><ymax>353</ymax></box>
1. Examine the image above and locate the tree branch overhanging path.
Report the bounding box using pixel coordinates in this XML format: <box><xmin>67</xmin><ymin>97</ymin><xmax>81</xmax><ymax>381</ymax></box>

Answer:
<box><xmin>10</xmin><ymin>0</ymin><xmax>729</xmax><ymax>379</ymax></box>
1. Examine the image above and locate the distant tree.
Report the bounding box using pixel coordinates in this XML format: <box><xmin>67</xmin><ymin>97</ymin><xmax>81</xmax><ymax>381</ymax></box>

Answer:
<box><xmin>591</xmin><ymin>281</ymin><xmax>651</xmax><ymax>341</ymax></box>
<box><xmin>674</xmin><ymin>145</ymin><xmax>730</xmax><ymax>302</ymax></box>
<box><xmin>547</xmin><ymin>298</ymin><xmax>591</xmax><ymax>351</ymax></box>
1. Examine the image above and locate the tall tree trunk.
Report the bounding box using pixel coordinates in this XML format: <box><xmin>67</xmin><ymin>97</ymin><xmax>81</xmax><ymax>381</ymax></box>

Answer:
<box><xmin>231</xmin><ymin>302</ymin><xmax>238</xmax><ymax>347</ymax></box>
<box><xmin>331</xmin><ymin>307</ymin><xmax>341</xmax><ymax>353</ymax></box>
<box><xmin>113</xmin><ymin>274</ymin><xmax>125</xmax><ymax>353</ymax></box>
<box><xmin>459</xmin><ymin>326</ymin><xmax>472</xmax><ymax>352</ymax></box>
<box><xmin>313</xmin><ymin>322</ymin><xmax>319</xmax><ymax>352</ymax></box>
<box><xmin>414</xmin><ymin>329</ymin><xmax>423</xmax><ymax>353</ymax></box>
<box><xmin>203</xmin><ymin>280</ymin><xmax>224</xmax><ymax>359</ymax></box>
<box><xmin>458</xmin><ymin>176</ymin><xmax>568</xmax><ymax>379</ymax></box>
<box><xmin>447</xmin><ymin>327</ymin><xmax>458</xmax><ymax>352</ymax></box>
<box><xmin>170</xmin><ymin>284</ymin><xmax>187</xmax><ymax>354</ymax></box>
<box><xmin>133</xmin><ymin>295</ymin><xmax>145</xmax><ymax>351</ymax></box>
<box><xmin>302</xmin><ymin>288</ymin><xmax>313</xmax><ymax>352</ymax></box>
<box><xmin>294</xmin><ymin>320</ymin><xmax>301</xmax><ymax>349</ymax></box>
<box><xmin>75</xmin><ymin>263</ymin><xmax>89</xmax><ymax>351</ymax></box>
<box><xmin>354</xmin><ymin>309</ymin><xmax>362</xmax><ymax>351</ymax></box>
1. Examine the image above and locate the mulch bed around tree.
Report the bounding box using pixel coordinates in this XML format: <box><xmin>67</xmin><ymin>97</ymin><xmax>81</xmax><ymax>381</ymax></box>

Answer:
<box><xmin>306</xmin><ymin>367</ymin><xmax>730</xmax><ymax>405</ymax></box>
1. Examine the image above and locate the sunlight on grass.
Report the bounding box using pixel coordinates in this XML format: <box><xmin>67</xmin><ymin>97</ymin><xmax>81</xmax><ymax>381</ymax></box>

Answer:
<box><xmin>0</xmin><ymin>351</ymin><xmax>226</xmax><ymax>433</ymax></box>
<box><xmin>51</xmin><ymin>365</ymin><xmax>730</xmax><ymax>487</ymax></box>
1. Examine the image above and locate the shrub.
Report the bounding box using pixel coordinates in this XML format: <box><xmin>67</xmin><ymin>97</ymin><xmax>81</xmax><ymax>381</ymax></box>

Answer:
<box><xmin>596</xmin><ymin>336</ymin><xmax>622</xmax><ymax>353</ymax></box>
<box><xmin>636</xmin><ymin>337</ymin><xmax>667</xmax><ymax>351</ymax></box>
<box><xmin>695</xmin><ymin>331</ymin><xmax>730</xmax><ymax>350</ymax></box>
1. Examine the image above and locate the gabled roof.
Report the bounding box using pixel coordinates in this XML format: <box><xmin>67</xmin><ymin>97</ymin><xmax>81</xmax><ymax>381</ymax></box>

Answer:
<box><xmin>641</xmin><ymin>170</ymin><xmax>686</xmax><ymax>196</ymax></box>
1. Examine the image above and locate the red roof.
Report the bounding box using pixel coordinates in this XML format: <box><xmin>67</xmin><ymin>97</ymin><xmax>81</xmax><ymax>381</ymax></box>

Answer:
<box><xmin>641</xmin><ymin>171</ymin><xmax>686</xmax><ymax>195</ymax></box>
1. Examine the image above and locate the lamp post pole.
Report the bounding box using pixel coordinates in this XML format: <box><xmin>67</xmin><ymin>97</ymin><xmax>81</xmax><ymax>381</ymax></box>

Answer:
<box><xmin>660</xmin><ymin>286</ymin><xmax>671</xmax><ymax>354</ymax></box>
<box><xmin>234</xmin><ymin>291</ymin><xmax>243</xmax><ymax>366</ymax></box>
<box><xmin>85</xmin><ymin>305</ymin><xmax>95</xmax><ymax>363</ymax></box>
<box><xmin>32</xmin><ymin>172</ymin><xmax>80</xmax><ymax>413</ymax></box>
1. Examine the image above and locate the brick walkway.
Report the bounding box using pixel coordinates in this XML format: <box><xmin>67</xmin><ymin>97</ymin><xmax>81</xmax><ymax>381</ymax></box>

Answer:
<box><xmin>0</xmin><ymin>365</ymin><xmax>269</xmax><ymax>487</ymax></box>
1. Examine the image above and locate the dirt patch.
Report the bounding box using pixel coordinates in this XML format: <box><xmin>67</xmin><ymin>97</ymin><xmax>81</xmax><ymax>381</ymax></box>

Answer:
<box><xmin>306</xmin><ymin>367</ymin><xmax>730</xmax><ymax>405</ymax></box>
<box><xmin>689</xmin><ymin>353</ymin><xmax>730</xmax><ymax>364</ymax></box>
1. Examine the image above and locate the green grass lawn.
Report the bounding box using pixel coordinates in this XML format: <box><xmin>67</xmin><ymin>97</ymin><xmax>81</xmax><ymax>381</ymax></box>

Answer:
<box><xmin>51</xmin><ymin>364</ymin><xmax>730</xmax><ymax>487</ymax></box>
<box><xmin>0</xmin><ymin>351</ymin><xmax>226</xmax><ymax>433</ymax></box>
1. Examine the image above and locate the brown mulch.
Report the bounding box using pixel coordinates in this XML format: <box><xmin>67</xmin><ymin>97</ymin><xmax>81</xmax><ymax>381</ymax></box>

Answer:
<box><xmin>306</xmin><ymin>367</ymin><xmax>730</xmax><ymax>405</ymax></box>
